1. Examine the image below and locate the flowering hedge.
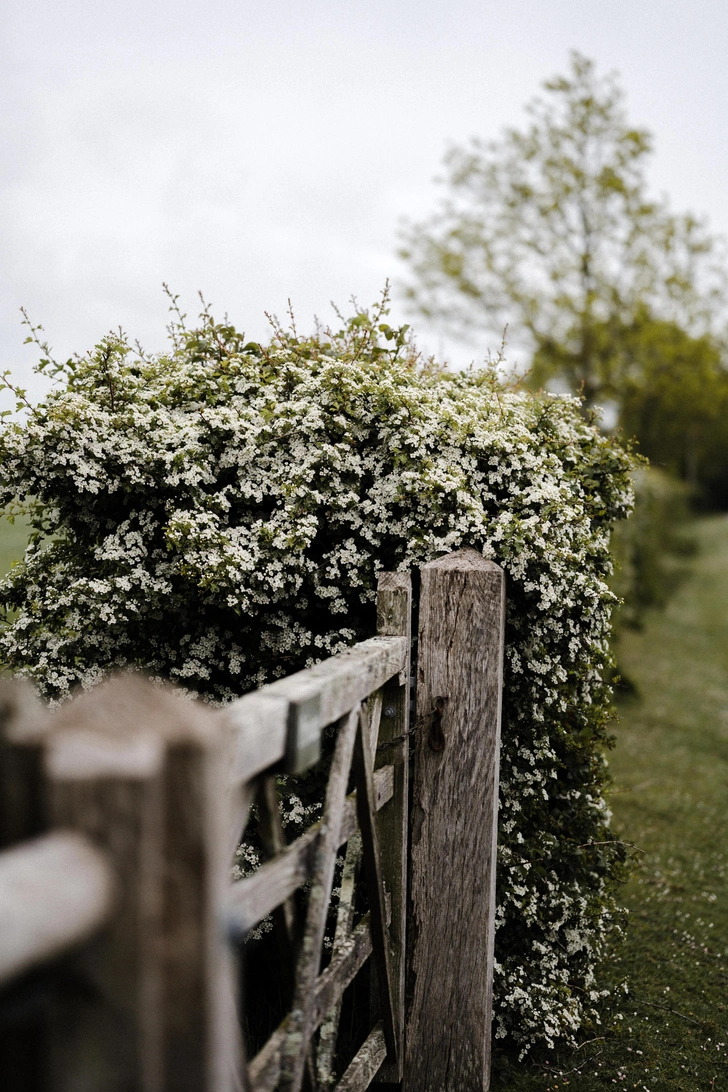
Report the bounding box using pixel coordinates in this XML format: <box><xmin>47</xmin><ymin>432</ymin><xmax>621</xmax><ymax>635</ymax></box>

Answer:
<box><xmin>0</xmin><ymin>301</ymin><xmax>634</xmax><ymax>1052</ymax></box>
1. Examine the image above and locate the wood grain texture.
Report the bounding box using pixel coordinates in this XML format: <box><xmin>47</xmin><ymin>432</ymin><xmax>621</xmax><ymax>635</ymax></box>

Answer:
<box><xmin>372</xmin><ymin>571</ymin><xmax>411</xmax><ymax>1084</ymax></box>
<box><xmin>0</xmin><ymin>617</ymin><xmax>413</xmax><ymax>1092</ymax></box>
<box><xmin>334</xmin><ymin>1025</ymin><xmax>388</xmax><ymax>1092</ymax></box>
<box><xmin>353</xmin><ymin>707</ymin><xmax>397</xmax><ymax>1061</ymax></box>
<box><xmin>248</xmin><ymin>914</ymin><xmax>374</xmax><ymax>1092</ymax></box>
<box><xmin>263</xmin><ymin>637</ymin><xmax>407</xmax><ymax>773</ymax></box>
<box><xmin>405</xmin><ymin>549</ymin><xmax>505</xmax><ymax>1092</ymax></box>
<box><xmin>365</xmin><ymin>688</ymin><xmax>383</xmax><ymax>762</ymax></box>
<box><xmin>317</xmin><ymin>830</ymin><xmax>361</xmax><ymax>1085</ymax></box>
<box><xmin>220</xmin><ymin>637</ymin><xmax>406</xmax><ymax>779</ymax></box>
<box><xmin>376</xmin><ymin>574</ymin><xmax>412</xmax><ymax>686</ymax></box>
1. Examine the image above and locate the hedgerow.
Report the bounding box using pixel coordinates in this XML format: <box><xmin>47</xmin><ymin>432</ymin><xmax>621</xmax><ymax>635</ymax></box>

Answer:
<box><xmin>0</xmin><ymin>295</ymin><xmax>635</xmax><ymax>1052</ymax></box>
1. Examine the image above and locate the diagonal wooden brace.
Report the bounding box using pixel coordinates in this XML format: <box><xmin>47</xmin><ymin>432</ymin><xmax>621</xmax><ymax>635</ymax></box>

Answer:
<box><xmin>278</xmin><ymin>707</ymin><xmax>359</xmax><ymax>1092</ymax></box>
<box><xmin>352</xmin><ymin>704</ymin><xmax>398</xmax><ymax>1066</ymax></box>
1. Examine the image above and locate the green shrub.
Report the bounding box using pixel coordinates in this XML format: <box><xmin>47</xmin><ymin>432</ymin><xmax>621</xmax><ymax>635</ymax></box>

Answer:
<box><xmin>616</xmin><ymin>318</ymin><xmax>728</xmax><ymax>510</ymax></box>
<box><xmin>610</xmin><ymin>467</ymin><xmax>695</xmax><ymax>632</ymax></box>
<box><xmin>0</xmin><ymin>299</ymin><xmax>635</xmax><ymax>1052</ymax></box>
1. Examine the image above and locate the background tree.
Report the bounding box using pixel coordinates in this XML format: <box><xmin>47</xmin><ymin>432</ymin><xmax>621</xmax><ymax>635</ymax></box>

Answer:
<box><xmin>616</xmin><ymin>315</ymin><xmax>728</xmax><ymax>504</ymax></box>
<box><xmin>400</xmin><ymin>52</ymin><xmax>726</xmax><ymax>409</ymax></box>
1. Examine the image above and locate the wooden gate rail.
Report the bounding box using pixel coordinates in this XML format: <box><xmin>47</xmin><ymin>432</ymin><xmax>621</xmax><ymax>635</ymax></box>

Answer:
<box><xmin>0</xmin><ymin>831</ymin><xmax>113</xmax><ymax>985</ymax></box>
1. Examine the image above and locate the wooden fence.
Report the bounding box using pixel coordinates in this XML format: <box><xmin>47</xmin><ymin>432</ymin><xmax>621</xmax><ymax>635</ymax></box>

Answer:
<box><xmin>0</xmin><ymin>549</ymin><xmax>505</xmax><ymax>1092</ymax></box>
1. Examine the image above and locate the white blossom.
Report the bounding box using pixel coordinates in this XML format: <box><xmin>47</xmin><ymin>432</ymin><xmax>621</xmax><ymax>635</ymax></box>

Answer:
<box><xmin>0</xmin><ymin>305</ymin><xmax>635</xmax><ymax>1051</ymax></box>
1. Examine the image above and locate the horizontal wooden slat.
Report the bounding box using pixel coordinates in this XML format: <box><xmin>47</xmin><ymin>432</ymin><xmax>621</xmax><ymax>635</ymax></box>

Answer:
<box><xmin>226</xmin><ymin>765</ymin><xmax>394</xmax><ymax>934</ymax></box>
<box><xmin>334</xmin><ymin>1024</ymin><xmax>387</xmax><ymax>1092</ymax></box>
<box><xmin>0</xmin><ymin>831</ymin><xmax>115</xmax><ymax>985</ymax></box>
<box><xmin>264</xmin><ymin>637</ymin><xmax>406</xmax><ymax>723</ymax></box>
<box><xmin>230</xmin><ymin>824</ymin><xmax>316</xmax><ymax>936</ymax></box>
<box><xmin>268</xmin><ymin>635</ymin><xmax>406</xmax><ymax>725</ymax></box>
<box><xmin>248</xmin><ymin>914</ymin><xmax>374</xmax><ymax>1092</ymax></box>
<box><xmin>219</xmin><ymin>692</ymin><xmax>289</xmax><ymax>785</ymax></box>
<box><xmin>222</xmin><ymin>638</ymin><xmax>407</xmax><ymax>778</ymax></box>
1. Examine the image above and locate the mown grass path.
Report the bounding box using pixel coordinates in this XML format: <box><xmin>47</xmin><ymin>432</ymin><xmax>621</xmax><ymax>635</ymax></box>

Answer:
<box><xmin>495</xmin><ymin>515</ymin><xmax>728</xmax><ymax>1090</ymax></box>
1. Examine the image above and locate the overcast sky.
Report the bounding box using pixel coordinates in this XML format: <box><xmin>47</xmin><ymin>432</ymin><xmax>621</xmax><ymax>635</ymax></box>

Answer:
<box><xmin>3</xmin><ymin>0</ymin><xmax>728</xmax><ymax>401</ymax></box>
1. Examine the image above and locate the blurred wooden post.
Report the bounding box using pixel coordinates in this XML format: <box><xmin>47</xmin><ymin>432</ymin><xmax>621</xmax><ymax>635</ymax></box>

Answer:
<box><xmin>45</xmin><ymin>683</ymin><xmax>166</xmax><ymax>1092</ymax></box>
<box><xmin>156</xmin><ymin>686</ymin><xmax>241</xmax><ymax>1092</ymax></box>
<box><xmin>0</xmin><ymin>679</ymin><xmax>47</xmax><ymax>848</ymax></box>
<box><xmin>372</xmin><ymin>571</ymin><xmax>411</xmax><ymax>1084</ymax></box>
<box><xmin>405</xmin><ymin>550</ymin><xmax>505</xmax><ymax>1092</ymax></box>
<box><xmin>0</xmin><ymin>680</ymin><xmax>51</xmax><ymax>1092</ymax></box>
<box><xmin>45</xmin><ymin>676</ymin><xmax>238</xmax><ymax>1092</ymax></box>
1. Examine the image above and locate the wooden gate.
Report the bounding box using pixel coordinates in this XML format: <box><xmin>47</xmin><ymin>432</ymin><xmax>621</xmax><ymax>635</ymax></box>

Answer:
<box><xmin>0</xmin><ymin>552</ymin><xmax>505</xmax><ymax>1092</ymax></box>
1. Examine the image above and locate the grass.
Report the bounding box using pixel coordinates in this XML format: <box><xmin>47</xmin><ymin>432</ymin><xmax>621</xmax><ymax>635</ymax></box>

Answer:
<box><xmin>0</xmin><ymin>511</ymin><xmax>30</xmax><ymax>578</ymax></box>
<box><xmin>492</xmin><ymin>514</ymin><xmax>728</xmax><ymax>1089</ymax></box>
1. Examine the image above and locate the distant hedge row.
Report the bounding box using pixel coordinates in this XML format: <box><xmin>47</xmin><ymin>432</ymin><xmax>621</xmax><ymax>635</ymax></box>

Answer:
<box><xmin>0</xmin><ymin>301</ymin><xmax>635</xmax><ymax>1052</ymax></box>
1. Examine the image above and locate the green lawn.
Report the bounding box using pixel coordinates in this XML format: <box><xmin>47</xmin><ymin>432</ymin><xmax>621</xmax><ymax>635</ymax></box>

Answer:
<box><xmin>493</xmin><ymin>515</ymin><xmax>728</xmax><ymax>1089</ymax></box>
<box><xmin>0</xmin><ymin>512</ymin><xmax>30</xmax><ymax>578</ymax></box>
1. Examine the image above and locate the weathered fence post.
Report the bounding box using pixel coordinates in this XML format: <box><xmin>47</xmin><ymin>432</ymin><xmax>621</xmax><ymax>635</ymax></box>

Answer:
<box><xmin>372</xmin><ymin>571</ymin><xmax>411</xmax><ymax>1084</ymax></box>
<box><xmin>405</xmin><ymin>549</ymin><xmax>505</xmax><ymax>1092</ymax></box>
